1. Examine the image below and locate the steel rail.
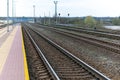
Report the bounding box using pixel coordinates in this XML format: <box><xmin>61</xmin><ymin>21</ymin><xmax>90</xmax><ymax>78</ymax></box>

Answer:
<box><xmin>37</xmin><ymin>23</ymin><xmax>120</xmax><ymax>40</ymax></box>
<box><xmin>56</xmin><ymin>27</ymin><xmax>120</xmax><ymax>40</ymax></box>
<box><xmin>55</xmin><ymin>24</ymin><xmax>120</xmax><ymax>35</ymax></box>
<box><xmin>26</xmin><ymin>23</ymin><xmax>111</xmax><ymax>80</ymax></box>
<box><xmin>34</xmin><ymin>24</ymin><xmax>120</xmax><ymax>47</ymax></box>
<box><xmin>56</xmin><ymin>24</ymin><xmax>117</xmax><ymax>34</ymax></box>
<box><xmin>23</xmin><ymin>26</ymin><xmax>60</xmax><ymax>80</ymax></box>
<box><xmin>36</xmin><ymin>24</ymin><xmax>120</xmax><ymax>47</ymax></box>
<box><xmin>31</xmin><ymin>24</ymin><xmax>120</xmax><ymax>54</ymax></box>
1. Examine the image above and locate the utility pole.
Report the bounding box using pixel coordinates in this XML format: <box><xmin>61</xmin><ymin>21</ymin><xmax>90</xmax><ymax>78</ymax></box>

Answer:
<box><xmin>12</xmin><ymin>0</ymin><xmax>14</xmax><ymax>22</ymax></box>
<box><xmin>12</xmin><ymin>0</ymin><xmax>14</xmax><ymax>29</ymax></box>
<box><xmin>39</xmin><ymin>16</ymin><xmax>41</xmax><ymax>24</ymax></box>
<box><xmin>44</xmin><ymin>12</ymin><xmax>46</xmax><ymax>25</ymax></box>
<box><xmin>7</xmin><ymin>0</ymin><xmax>9</xmax><ymax>32</ymax></box>
<box><xmin>33</xmin><ymin>5</ymin><xmax>35</xmax><ymax>23</ymax></box>
<box><xmin>58</xmin><ymin>13</ymin><xmax>60</xmax><ymax>24</ymax></box>
<box><xmin>67</xmin><ymin>13</ymin><xmax>70</xmax><ymax>24</ymax></box>
<box><xmin>49</xmin><ymin>11</ymin><xmax>51</xmax><ymax>25</ymax></box>
<box><xmin>54</xmin><ymin>1</ymin><xmax>58</xmax><ymax>24</ymax></box>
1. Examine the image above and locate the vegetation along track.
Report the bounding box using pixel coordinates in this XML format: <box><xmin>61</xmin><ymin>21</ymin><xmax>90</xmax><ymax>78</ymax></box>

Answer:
<box><xmin>23</xmin><ymin>23</ymin><xmax>110</xmax><ymax>80</ymax></box>
<box><xmin>32</xmin><ymin>24</ymin><xmax>120</xmax><ymax>54</ymax></box>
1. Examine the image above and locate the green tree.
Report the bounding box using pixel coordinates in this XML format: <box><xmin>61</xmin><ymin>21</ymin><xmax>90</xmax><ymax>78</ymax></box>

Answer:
<box><xmin>84</xmin><ymin>16</ymin><xmax>97</xmax><ymax>27</ymax></box>
<box><xmin>112</xmin><ymin>18</ymin><xmax>120</xmax><ymax>25</ymax></box>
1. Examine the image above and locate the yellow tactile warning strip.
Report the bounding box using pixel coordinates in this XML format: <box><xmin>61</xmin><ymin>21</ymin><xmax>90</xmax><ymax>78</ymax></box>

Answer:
<box><xmin>21</xmin><ymin>27</ymin><xmax>30</xmax><ymax>80</ymax></box>
<box><xmin>0</xmin><ymin>26</ymin><xmax>18</xmax><ymax>75</ymax></box>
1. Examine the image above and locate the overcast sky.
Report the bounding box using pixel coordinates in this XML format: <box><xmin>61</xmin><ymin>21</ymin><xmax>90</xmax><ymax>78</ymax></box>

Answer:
<box><xmin>0</xmin><ymin>0</ymin><xmax>120</xmax><ymax>17</ymax></box>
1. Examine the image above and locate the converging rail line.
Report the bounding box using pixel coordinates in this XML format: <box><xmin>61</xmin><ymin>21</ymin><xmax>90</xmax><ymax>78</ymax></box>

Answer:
<box><xmin>23</xmin><ymin>23</ymin><xmax>110</xmax><ymax>80</ymax></box>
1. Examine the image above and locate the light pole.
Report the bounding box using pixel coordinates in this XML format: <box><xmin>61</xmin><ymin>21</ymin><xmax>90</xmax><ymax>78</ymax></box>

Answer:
<box><xmin>67</xmin><ymin>13</ymin><xmax>70</xmax><ymax>24</ymax></box>
<box><xmin>12</xmin><ymin>0</ymin><xmax>14</xmax><ymax>29</ymax></box>
<box><xmin>7</xmin><ymin>0</ymin><xmax>9</xmax><ymax>32</ymax></box>
<box><xmin>58</xmin><ymin>13</ymin><xmax>60</xmax><ymax>24</ymax></box>
<box><xmin>33</xmin><ymin>5</ymin><xmax>35</xmax><ymax>23</ymax></box>
<box><xmin>44</xmin><ymin>12</ymin><xmax>46</xmax><ymax>25</ymax></box>
<box><xmin>54</xmin><ymin>1</ymin><xmax>58</xmax><ymax>24</ymax></box>
<box><xmin>49</xmin><ymin>11</ymin><xmax>51</xmax><ymax>25</ymax></box>
<box><xmin>12</xmin><ymin>0</ymin><xmax>14</xmax><ymax>21</ymax></box>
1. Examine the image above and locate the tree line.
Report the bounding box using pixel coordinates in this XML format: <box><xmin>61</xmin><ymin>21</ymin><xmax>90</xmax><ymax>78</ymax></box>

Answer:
<box><xmin>38</xmin><ymin>16</ymin><xmax>120</xmax><ymax>27</ymax></box>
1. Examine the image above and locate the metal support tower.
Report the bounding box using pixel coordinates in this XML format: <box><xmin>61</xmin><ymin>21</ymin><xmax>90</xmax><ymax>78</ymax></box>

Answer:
<box><xmin>12</xmin><ymin>0</ymin><xmax>14</xmax><ymax>21</ymax></box>
<box><xmin>44</xmin><ymin>12</ymin><xmax>46</xmax><ymax>25</ymax></box>
<box><xmin>12</xmin><ymin>0</ymin><xmax>14</xmax><ymax>29</ymax></box>
<box><xmin>49</xmin><ymin>11</ymin><xmax>51</xmax><ymax>25</ymax></box>
<box><xmin>58</xmin><ymin>13</ymin><xmax>60</xmax><ymax>24</ymax></box>
<box><xmin>54</xmin><ymin>1</ymin><xmax>58</xmax><ymax>24</ymax></box>
<box><xmin>7</xmin><ymin>0</ymin><xmax>9</xmax><ymax>32</ymax></box>
<box><xmin>33</xmin><ymin>5</ymin><xmax>35</xmax><ymax>23</ymax></box>
<box><xmin>67</xmin><ymin>13</ymin><xmax>70</xmax><ymax>24</ymax></box>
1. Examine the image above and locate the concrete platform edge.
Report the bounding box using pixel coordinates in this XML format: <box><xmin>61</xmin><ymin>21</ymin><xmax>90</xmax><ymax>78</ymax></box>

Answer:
<box><xmin>21</xmin><ymin>26</ymin><xmax>30</xmax><ymax>80</ymax></box>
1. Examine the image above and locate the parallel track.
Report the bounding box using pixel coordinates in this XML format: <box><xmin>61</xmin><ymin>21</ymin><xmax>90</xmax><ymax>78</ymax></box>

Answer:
<box><xmin>32</xmin><ymin>24</ymin><xmax>120</xmax><ymax>54</ymax></box>
<box><xmin>48</xmin><ymin>24</ymin><xmax>120</xmax><ymax>40</ymax></box>
<box><xmin>55</xmin><ymin>24</ymin><xmax>120</xmax><ymax>37</ymax></box>
<box><xmin>23</xmin><ymin>23</ymin><xmax>110</xmax><ymax>80</ymax></box>
<box><xmin>55</xmin><ymin>24</ymin><xmax>120</xmax><ymax>34</ymax></box>
<box><xmin>22</xmin><ymin>24</ymin><xmax>59</xmax><ymax>80</ymax></box>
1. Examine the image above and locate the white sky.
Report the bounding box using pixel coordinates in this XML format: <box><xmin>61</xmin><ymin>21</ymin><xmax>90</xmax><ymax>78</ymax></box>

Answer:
<box><xmin>0</xmin><ymin>0</ymin><xmax>120</xmax><ymax>17</ymax></box>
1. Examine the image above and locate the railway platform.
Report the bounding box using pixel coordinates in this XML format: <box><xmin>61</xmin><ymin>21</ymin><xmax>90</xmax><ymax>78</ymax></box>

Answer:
<box><xmin>0</xmin><ymin>24</ymin><xmax>29</xmax><ymax>80</ymax></box>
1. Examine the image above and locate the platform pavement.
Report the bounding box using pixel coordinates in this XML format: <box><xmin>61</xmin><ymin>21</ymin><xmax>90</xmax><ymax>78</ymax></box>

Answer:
<box><xmin>0</xmin><ymin>26</ymin><xmax>13</xmax><ymax>47</ymax></box>
<box><xmin>0</xmin><ymin>24</ymin><xmax>29</xmax><ymax>80</ymax></box>
<box><xmin>0</xmin><ymin>27</ymin><xmax>7</xmax><ymax>38</ymax></box>
<box><xmin>0</xmin><ymin>25</ymin><xmax>13</xmax><ymax>38</ymax></box>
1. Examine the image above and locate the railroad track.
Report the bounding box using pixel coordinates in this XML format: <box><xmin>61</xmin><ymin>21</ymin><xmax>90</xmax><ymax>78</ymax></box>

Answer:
<box><xmin>50</xmin><ymin>24</ymin><xmax>120</xmax><ymax>40</ymax></box>
<box><xmin>23</xmin><ymin>23</ymin><xmax>110</xmax><ymax>80</ymax></box>
<box><xmin>31</xmin><ymin>23</ymin><xmax>120</xmax><ymax>54</ymax></box>
<box><xmin>22</xmin><ymin>24</ymin><xmax>56</xmax><ymax>80</ymax></box>
<box><xmin>55</xmin><ymin>24</ymin><xmax>120</xmax><ymax>34</ymax></box>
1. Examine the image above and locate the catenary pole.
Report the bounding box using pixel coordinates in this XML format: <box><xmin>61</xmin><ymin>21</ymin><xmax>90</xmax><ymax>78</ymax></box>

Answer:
<box><xmin>54</xmin><ymin>1</ymin><xmax>58</xmax><ymax>24</ymax></box>
<box><xmin>33</xmin><ymin>5</ymin><xmax>35</xmax><ymax>23</ymax></box>
<box><xmin>7</xmin><ymin>0</ymin><xmax>9</xmax><ymax>32</ymax></box>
